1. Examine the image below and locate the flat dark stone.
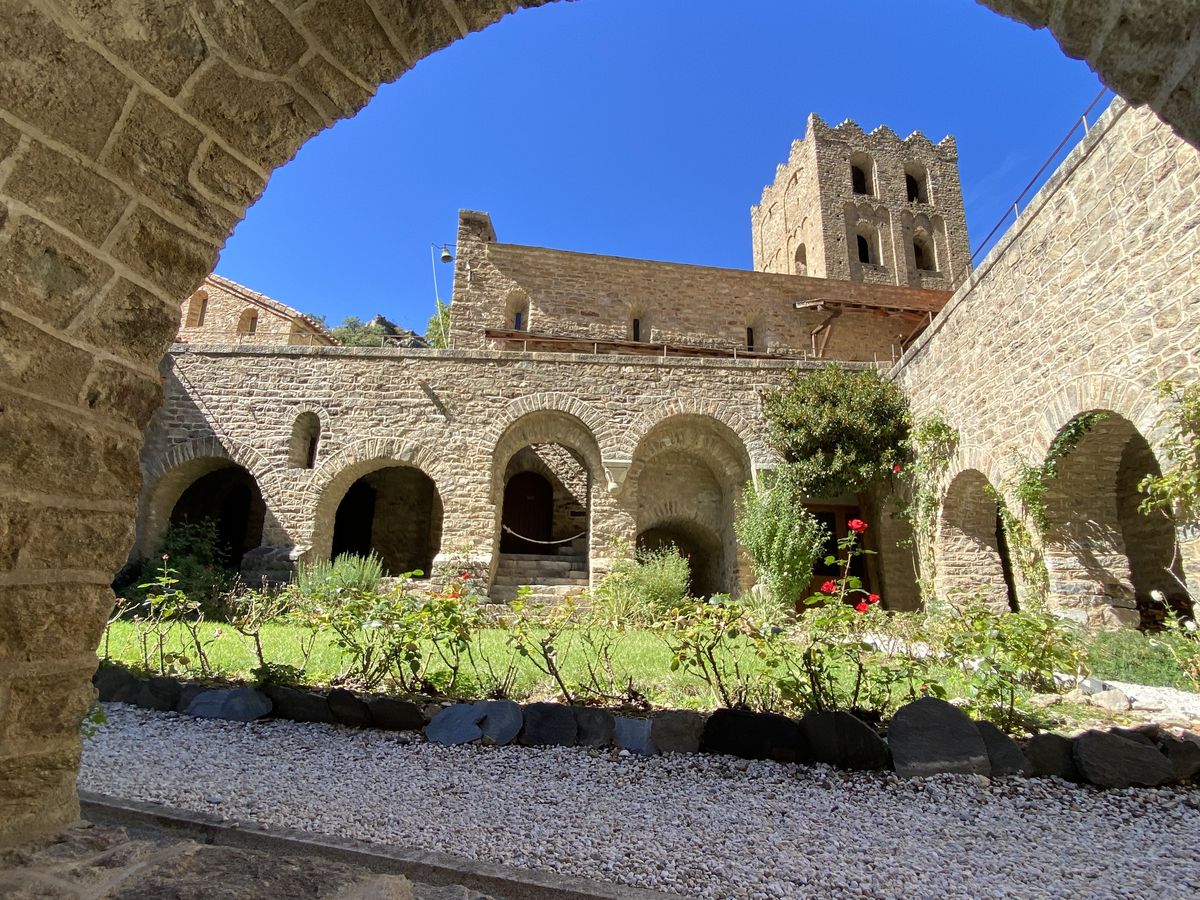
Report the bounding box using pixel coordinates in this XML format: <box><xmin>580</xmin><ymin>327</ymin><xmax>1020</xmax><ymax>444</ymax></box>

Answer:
<box><xmin>519</xmin><ymin>702</ymin><xmax>577</xmax><ymax>747</ymax></box>
<box><xmin>425</xmin><ymin>703</ymin><xmax>485</xmax><ymax>745</ymax></box>
<box><xmin>1023</xmin><ymin>733</ymin><xmax>1083</xmax><ymax>782</ymax></box>
<box><xmin>1111</xmin><ymin>725</ymin><xmax>1160</xmax><ymax>748</ymax></box>
<box><xmin>184</xmin><ymin>688</ymin><xmax>272</xmax><ymax>722</ymax></box>
<box><xmin>888</xmin><ymin>698</ymin><xmax>989</xmax><ymax>778</ymax></box>
<box><xmin>93</xmin><ymin>664</ymin><xmax>139</xmax><ymax>703</ymax></box>
<box><xmin>976</xmin><ymin>721</ymin><xmax>1028</xmax><ymax>777</ymax></box>
<box><xmin>801</xmin><ymin>710</ymin><xmax>889</xmax><ymax>771</ymax></box>
<box><xmin>1162</xmin><ymin>736</ymin><xmax>1200</xmax><ymax>782</ymax></box>
<box><xmin>327</xmin><ymin>688</ymin><xmax>372</xmax><ymax>727</ymax></box>
<box><xmin>1073</xmin><ymin>729</ymin><xmax>1175</xmax><ymax>788</ymax></box>
<box><xmin>133</xmin><ymin>677</ymin><xmax>181</xmax><ymax>712</ymax></box>
<box><xmin>175</xmin><ymin>683</ymin><xmax>205</xmax><ymax>713</ymax></box>
<box><xmin>365</xmin><ymin>696</ymin><xmax>424</xmax><ymax>731</ymax></box>
<box><xmin>614</xmin><ymin>717</ymin><xmax>655</xmax><ymax>755</ymax></box>
<box><xmin>651</xmin><ymin>710</ymin><xmax>707</xmax><ymax>754</ymax></box>
<box><xmin>574</xmin><ymin>707</ymin><xmax>615</xmax><ymax>748</ymax></box>
<box><xmin>476</xmin><ymin>700</ymin><xmax>523</xmax><ymax>745</ymax></box>
<box><xmin>263</xmin><ymin>685</ymin><xmax>335</xmax><ymax>724</ymax></box>
<box><xmin>700</xmin><ymin>709</ymin><xmax>803</xmax><ymax>763</ymax></box>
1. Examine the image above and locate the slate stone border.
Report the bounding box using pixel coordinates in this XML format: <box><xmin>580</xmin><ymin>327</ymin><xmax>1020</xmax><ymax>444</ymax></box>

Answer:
<box><xmin>93</xmin><ymin>662</ymin><xmax>1200</xmax><ymax>790</ymax></box>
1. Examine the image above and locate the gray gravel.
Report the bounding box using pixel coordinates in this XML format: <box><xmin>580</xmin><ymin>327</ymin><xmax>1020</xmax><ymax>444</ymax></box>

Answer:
<box><xmin>81</xmin><ymin>704</ymin><xmax>1200</xmax><ymax>900</ymax></box>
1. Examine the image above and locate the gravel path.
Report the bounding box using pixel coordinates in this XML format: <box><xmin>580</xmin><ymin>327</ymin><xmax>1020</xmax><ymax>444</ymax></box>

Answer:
<box><xmin>1106</xmin><ymin>679</ymin><xmax>1200</xmax><ymax>719</ymax></box>
<box><xmin>81</xmin><ymin>704</ymin><xmax>1200</xmax><ymax>900</ymax></box>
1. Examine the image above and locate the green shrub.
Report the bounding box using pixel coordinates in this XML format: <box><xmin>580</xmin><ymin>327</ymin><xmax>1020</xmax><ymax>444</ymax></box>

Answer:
<box><xmin>931</xmin><ymin>600</ymin><xmax>1085</xmax><ymax>731</ymax></box>
<box><xmin>116</xmin><ymin>519</ymin><xmax>235</xmax><ymax>617</ymax></box>
<box><xmin>761</xmin><ymin>364</ymin><xmax>910</xmax><ymax>497</ymax></box>
<box><xmin>591</xmin><ymin>544</ymin><xmax>692</xmax><ymax>626</ymax></box>
<box><xmin>735</xmin><ymin>472</ymin><xmax>829</xmax><ymax>608</ymax></box>
<box><xmin>294</xmin><ymin>552</ymin><xmax>385</xmax><ymax>598</ymax></box>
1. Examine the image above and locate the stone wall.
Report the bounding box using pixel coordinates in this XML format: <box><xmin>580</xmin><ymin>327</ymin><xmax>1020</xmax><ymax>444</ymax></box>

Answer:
<box><xmin>895</xmin><ymin>100</ymin><xmax>1200</xmax><ymax>624</ymax></box>
<box><xmin>448</xmin><ymin>211</ymin><xmax>949</xmax><ymax>362</ymax></box>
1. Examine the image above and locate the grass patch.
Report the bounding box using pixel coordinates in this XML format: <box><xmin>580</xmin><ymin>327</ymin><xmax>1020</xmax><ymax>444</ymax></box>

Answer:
<box><xmin>1086</xmin><ymin>629</ymin><xmax>1194</xmax><ymax>690</ymax></box>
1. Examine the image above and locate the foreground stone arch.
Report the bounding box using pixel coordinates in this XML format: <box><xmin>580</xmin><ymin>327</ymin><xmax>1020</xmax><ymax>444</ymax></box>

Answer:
<box><xmin>2</xmin><ymin>0</ymin><xmax>1198</xmax><ymax>843</ymax></box>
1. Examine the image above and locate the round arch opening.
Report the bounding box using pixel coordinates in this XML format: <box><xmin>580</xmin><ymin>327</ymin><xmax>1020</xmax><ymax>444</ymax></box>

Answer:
<box><xmin>168</xmin><ymin>463</ymin><xmax>266</xmax><ymax>570</ymax></box>
<box><xmin>329</xmin><ymin>465</ymin><xmax>444</xmax><ymax>577</ymax></box>
<box><xmin>1044</xmin><ymin>412</ymin><xmax>1190</xmax><ymax>628</ymax></box>
<box><xmin>637</xmin><ymin>520</ymin><xmax>724</xmax><ymax>599</ymax></box>
<box><xmin>935</xmin><ymin>469</ymin><xmax>1019</xmax><ymax>613</ymax></box>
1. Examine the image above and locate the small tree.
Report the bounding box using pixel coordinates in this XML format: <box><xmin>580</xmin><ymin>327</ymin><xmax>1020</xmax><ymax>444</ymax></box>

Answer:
<box><xmin>761</xmin><ymin>364</ymin><xmax>910</xmax><ymax>497</ymax></box>
<box><xmin>736</xmin><ymin>470</ymin><xmax>829</xmax><ymax>607</ymax></box>
<box><xmin>330</xmin><ymin>316</ymin><xmax>387</xmax><ymax>346</ymax></box>
<box><xmin>426</xmin><ymin>299</ymin><xmax>451</xmax><ymax>348</ymax></box>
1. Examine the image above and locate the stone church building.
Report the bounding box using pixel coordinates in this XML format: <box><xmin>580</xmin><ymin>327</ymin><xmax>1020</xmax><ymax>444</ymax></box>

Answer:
<box><xmin>134</xmin><ymin>100</ymin><xmax>1198</xmax><ymax>629</ymax></box>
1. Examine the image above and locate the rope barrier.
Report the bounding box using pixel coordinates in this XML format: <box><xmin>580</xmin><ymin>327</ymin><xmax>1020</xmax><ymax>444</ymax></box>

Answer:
<box><xmin>501</xmin><ymin>524</ymin><xmax>587</xmax><ymax>545</ymax></box>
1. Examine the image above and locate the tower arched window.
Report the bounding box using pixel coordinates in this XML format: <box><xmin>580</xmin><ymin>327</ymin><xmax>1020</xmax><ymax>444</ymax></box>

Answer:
<box><xmin>794</xmin><ymin>243</ymin><xmax>807</xmax><ymax>276</ymax></box>
<box><xmin>857</xmin><ymin>234</ymin><xmax>872</xmax><ymax>264</ymax></box>
<box><xmin>289</xmin><ymin>412</ymin><xmax>321</xmax><ymax>469</ymax></box>
<box><xmin>849</xmin><ymin>152</ymin><xmax>875</xmax><ymax>196</ymax></box>
<box><xmin>913</xmin><ymin>233</ymin><xmax>936</xmax><ymax>272</ymax></box>
<box><xmin>905</xmin><ymin>164</ymin><xmax>930</xmax><ymax>203</ymax></box>
<box><xmin>237</xmin><ymin>309</ymin><xmax>258</xmax><ymax>335</ymax></box>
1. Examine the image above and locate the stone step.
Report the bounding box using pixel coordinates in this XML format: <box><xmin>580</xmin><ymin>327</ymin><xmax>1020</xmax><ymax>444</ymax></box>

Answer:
<box><xmin>495</xmin><ymin>561</ymin><xmax>584</xmax><ymax>576</ymax></box>
<box><xmin>498</xmin><ymin>553</ymin><xmax>587</xmax><ymax>564</ymax></box>
<box><xmin>492</xmin><ymin>578</ymin><xmax>590</xmax><ymax>592</ymax></box>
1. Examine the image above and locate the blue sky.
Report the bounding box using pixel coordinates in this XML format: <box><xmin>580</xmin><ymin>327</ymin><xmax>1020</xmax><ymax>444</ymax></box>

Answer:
<box><xmin>214</xmin><ymin>0</ymin><xmax>1107</xmax><ymax>332</ymax></box>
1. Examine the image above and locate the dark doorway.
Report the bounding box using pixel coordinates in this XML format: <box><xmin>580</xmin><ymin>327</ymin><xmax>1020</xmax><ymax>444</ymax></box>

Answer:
<box><xmin>330</xmin><ymin>466</ymin><xmax>442</xmax><ymax>576</ymax></box>
<box><xmin>170</xmin><ymin>465</ymin><xmax>265</xmax><ymax>568</ymax></box>
<box><xmin>637</xmin><ymin>523</ymin><xmax>723</xmax><ymax>598</ymax></box>
<box><xmin>501</xmin><ymin>471</ymin><xmax>554</xmax><ymax>553</ymax></box>
<box><xmin>331</xmin><ymin>479</ymin><xmax>376</xmax><ymax>560</ymax></box>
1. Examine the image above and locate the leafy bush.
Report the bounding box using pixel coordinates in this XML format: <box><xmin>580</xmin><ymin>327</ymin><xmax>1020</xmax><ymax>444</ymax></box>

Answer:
<box><xmin>657</xmin><ymin>595</ymin><xmax>765</xmax><ymax>709</ymax></box>
<box><xmin>736</xmin><ymin>472</ymin><xmax>829</xmax><ymax>608</ymax></box>
<box><xmin>1139</xmin><ymin>378</ymin><xmax>1200</xmax><ymax>522</ymax></box>
<box><xmin>590</xmin><ymin>543</ymin><xmax>692</xmax><ymax>626</ymax></box>
<box><xmin>931</xmin><ymin>600</ymin><xmax>1085</xmax><ymax>731</ymax></box>
<box><xmin>294</xmin><ymin>552</ymin><xmax>385</xmax><ymax>598</ymax></box>
<box><xmin>116</xmin><ymin>520</ymin><xmax>235</xmax><ymax>617</ymax></box>
<box><xmin>761</xmin><ymin>364</ymin><xmax>910</xmax><ymax>497</ymax></box>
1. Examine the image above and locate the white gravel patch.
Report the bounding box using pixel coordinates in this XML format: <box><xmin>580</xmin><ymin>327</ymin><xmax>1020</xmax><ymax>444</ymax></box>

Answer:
<box><xmin>81</xmin><ymin>704</ymin><xmax>1200</xmax><ymax>900</ymax></box>
<box><xmin>1103</xmin><ymin>679</ymin><xmax>1200</xmax><ymax>719</ymax></box>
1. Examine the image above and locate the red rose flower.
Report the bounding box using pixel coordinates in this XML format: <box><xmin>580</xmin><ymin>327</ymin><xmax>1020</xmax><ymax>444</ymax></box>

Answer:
<box><xmin>460</xmin><ymin>572</ymin><xmax>471</xmax><ymax>580</ymax></box>
<box><xmin>854</xmin><ymin>601</ymin><xmax>869</xmax><ymax>613</ymax></box>
<box><xmin>848</xmin><ymin>519</ymin><xmax>867</xmax><ymax>533</ymax></box>
<box><xmin>820</xmin><ymin>580</ymin><xmax>837</xmax><ymax>594</ymax></box>
<box><xmin>868</xmin><ymin>593</ymin><xmax>881</xmax><ymax>604</ymax></box>
<box><xmin>892</xmin><ymin>464</ymin><xmax>902</xmax><ymax>474</ymax></box>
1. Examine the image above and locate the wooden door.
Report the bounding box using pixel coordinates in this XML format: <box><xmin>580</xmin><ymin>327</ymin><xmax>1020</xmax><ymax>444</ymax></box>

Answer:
<box><xmin>501</xmin><ymin>471</ymin><xmax>553</xmax><ymax>553</ymax></box>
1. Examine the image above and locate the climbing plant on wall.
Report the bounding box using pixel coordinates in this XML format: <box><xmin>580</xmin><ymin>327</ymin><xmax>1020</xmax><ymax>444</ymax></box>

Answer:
<box><xmin>761</xmin><ymin>364</ymin><xmax>911</xmax><ymax>498</ymax></box>
<box><xmin>1011</xmin><ymin>411</ymin><xmax>1109</xmax><ymax>537</ymax></box>
<box><xmin>985</xmin><ymin>484</ymin><xmax>1050</xmax><ymax>606</ymax></box>
<box><xmin>1139</xmin><ymin>379</ymin><xmax>1200</xmax><ymax>523</ymax></box>
<box><xmin>901</xmin><ymin>412</ymin><xmax>959</xmax><ymax>602</ymax></box>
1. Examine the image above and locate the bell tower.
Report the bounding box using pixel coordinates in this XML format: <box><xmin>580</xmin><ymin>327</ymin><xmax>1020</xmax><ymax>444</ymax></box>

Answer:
<box><xmin>751</xmin><ymin>113</ymin><xmax>971</xmax><ymax>290</ymax></box>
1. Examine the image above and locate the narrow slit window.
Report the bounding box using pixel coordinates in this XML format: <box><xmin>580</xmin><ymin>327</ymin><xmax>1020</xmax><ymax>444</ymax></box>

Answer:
<box><xmin>514</xmin><ymin>310</ymin><xmax>524</xmax><ymax>331</ymax></box>
<box><xmin>632</xmin><ymin>318</ymin><xmax>641</xmax><ymax>342</ymax></box>
<box><xmin>857</xmin><ymin>234</ymin><xmax>871</xmax><ymax>264</ymax></box>
<box><xmin>746</xmin><ymin>327</ymin><xmax>755</xmax><ymax>351</ymax></box>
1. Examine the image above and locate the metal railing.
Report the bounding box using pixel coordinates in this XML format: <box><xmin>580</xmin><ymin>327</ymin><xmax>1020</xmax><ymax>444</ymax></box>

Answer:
<box><xmin>968</xmin><ymin>87</ymin><xmax>1114</xmax><ymax>268</ymax></box>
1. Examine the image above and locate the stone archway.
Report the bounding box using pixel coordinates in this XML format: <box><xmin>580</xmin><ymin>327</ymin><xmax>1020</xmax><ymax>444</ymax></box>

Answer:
<box><xmin>1043</xmin><ymin>411</ymin><xmax>1190</xmax><ymax>628</ymax></box>
<box><xmin>2</xmin><ymin>0</ymin><xmax>1197</xmax><ymax>843</ymax></box>
<box><xmin>935</xmin><ymin>469</ymin><xmax>1018</xmax><ymax>613</ymax></box>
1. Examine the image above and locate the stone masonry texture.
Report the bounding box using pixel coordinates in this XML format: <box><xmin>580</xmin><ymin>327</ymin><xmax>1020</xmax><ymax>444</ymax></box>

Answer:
<box><xmin>0</xmin><ymin>0</ymin><xmax>1199</xmax><ymax>848</ymax></box>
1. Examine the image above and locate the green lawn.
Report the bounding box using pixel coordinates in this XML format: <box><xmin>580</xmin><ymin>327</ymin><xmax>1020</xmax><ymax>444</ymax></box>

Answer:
<box><xmin>100</xmin><ymin>620</ymin><xmax>764</xmax><ymax>709</ymax></box>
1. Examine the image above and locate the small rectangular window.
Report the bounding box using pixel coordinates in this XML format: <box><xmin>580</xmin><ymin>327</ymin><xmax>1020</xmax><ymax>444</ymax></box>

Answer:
<box><xmin>746</xmin><ymin>327</ymin><xmax>755</xmax><ymax>351</ymax></box>
<box><xmin>632</xmin><ymin>318</ymin><xmax>641</xmax><ymax>342</ymax></box>
<box><xmin>514</xmin><ymin>311</ymin><xmax>524</xmax><ymax>331</ymax></box>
